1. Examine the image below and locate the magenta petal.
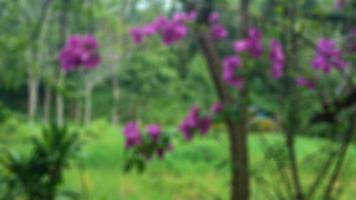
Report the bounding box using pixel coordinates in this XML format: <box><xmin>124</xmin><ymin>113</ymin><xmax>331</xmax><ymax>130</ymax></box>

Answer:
<box><xmin>233</xmin><ymin>40</ymin><xmax>249</xmax><ymax>53</ymax></box>
<box><xmin>147</xmin><ymin>124</ymin><xmax>161</xmax><ymax>140</ymax></box>
<box><xmin>210</xmin><ymin>24</ymin><xmax>228</xmax><ymax>40</ymax></box>
<box><xmin>129</xmin><ymin>27</ymin><xmax>144</xmax><ymax>44</ymax></box>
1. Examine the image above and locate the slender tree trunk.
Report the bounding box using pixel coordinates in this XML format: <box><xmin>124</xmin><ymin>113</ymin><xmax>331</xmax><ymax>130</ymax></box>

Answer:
<box><xmin>43</xmin><ymin>85</ymin><xmax>52</xmax><ymax>124</ymax></box>
<box><xmin>84</xmin><ymin>81</ymin><xmax>92</xmax><ymax>125</ymax></box>
<box><xmin>56</xmin><ymin>72</ymin><xmax>65</xmax><ymax>126</ymax></box>
<box><xmin>197</xmin><ymin>33</ymin><xmax>249</xmax><ymax>200</ymax></box>
<box><xmin>285</xmin><ymin>3</ymin><xmax>304</xmax><ymax>199</ymax></box>
<box><xmin>74</xmin><ymin>99</ymin><xmax>82</xmax><ymax>125</ymax></box>
<box><xmin>27</xmin><ymin>70</ymin><xmax>39</xmax><ymax>122</ymax></box>
<box><xmin>56</xmin><ymin>0</ymin><xmax>69</xmax><ymax>126</ymax></box>
<box><xmin>112</xmin><ymin>77</ymin><xmax>120</xmax><ymax>124</ymax></box>
<box><xmin>194</xmin><ymin>1</ymin><xmax>251</xmax><ymax>199</ymax></box>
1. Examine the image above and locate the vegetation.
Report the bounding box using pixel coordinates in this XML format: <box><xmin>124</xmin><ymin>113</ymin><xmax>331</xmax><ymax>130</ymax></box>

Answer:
<box><xmin>0</xmin><ymin>0</ymin><xmax>355</xmax><ymax>199</ymax></box>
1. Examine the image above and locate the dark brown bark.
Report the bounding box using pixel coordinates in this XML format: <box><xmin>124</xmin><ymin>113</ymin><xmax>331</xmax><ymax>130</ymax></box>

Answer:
<box><xmin>193</xmin><ymin>1</ymin><xmax>251</xmax><ymax>199</ymax></box>
<box><xmin>197</xmin><ymin>31</ymin><xmax>249</xmax><ymax>200</ymax></box>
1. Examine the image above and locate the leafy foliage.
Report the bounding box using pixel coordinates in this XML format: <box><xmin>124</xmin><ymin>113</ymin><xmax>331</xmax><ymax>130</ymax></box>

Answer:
<box><xmin>0</xmin><ymin>125</ymin><xmax>79</xmax><ymax>200</ymax></box>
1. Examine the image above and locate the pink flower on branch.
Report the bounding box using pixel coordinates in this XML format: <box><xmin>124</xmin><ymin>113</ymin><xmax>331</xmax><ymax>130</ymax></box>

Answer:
<box><xmin>211</xmin><ymin>102</ymin><xmax>223</xmax><ymax>113</ymax></box>
<box><xmin>146</xmin><ymin>124</ymin><xmax>162</xmax><ymax>140</ymax></box>
<box><xmin>233</xmin><ymin>27</ymin><xmax>263</xmax><ymax>58</ymax></box>
<box><xmin>296</xmin><ymin>76</ymin><xmax>316</xmax><ymax>89</ymax></box>
<box><xmin>129</xmin><ymin>27</ymin><xmax>145</xmax><ymax>44</ymax></box>
<box><xmin>123</xmin><ymin>122</ymin><xmax>142</xmax><ymax>148</ymax></box>
<box><xmin>179</xmin><ymin>106</ymin><xmax>213</xmax><ymax>140</ymax></box>
<box><xmin>269</xmin><ymin>39</ymin><xmax>285</xmax><ymax>79</ymax></box>
<box><xmin>209</xmin><ymin>12</ymin><xmax>220</xmax><ymax>25</ymax></box>
<box><xmin>59</xmin><ymin>34</ymin><xmax>101</xmax><ymax>71</ymax></box>
<box><xmin>210</xmin><ymin>24</ymin><xmax>229</xmax><ymax>40</ymax></box>
<box><xmin>222</xmin><ymin>56</ymin><xmax>244</xmax><ymax>89</ymax></box>
<box><xmin>129</xmin><ymin>11</ymin><xmax>196</xmax><ymax>46</ymax></box>
<box><xmin>311</xmin><ymin>39</ymin><xmax>346</xmax><ymax>74</ymax></box>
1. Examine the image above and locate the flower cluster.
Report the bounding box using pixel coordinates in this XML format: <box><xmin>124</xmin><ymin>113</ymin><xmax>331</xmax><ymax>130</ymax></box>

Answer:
<box><xmin>208</xmin><ymin>12</ymin><xmax>229</xmax><ymax>40</ymax></box>
<box><xmin>296</xmin><ymin>76</ymin><xmax>316</xmax><ymax>89</ymax></box>
<box><xmin>223</xmin><ymin>27</ymin><xmax>286</xmax><ymax>88</ymax></box>
<box><xmin>269</xmin><ymin>39</ymin><xmax>285</xmax><ymax>79</ymax></box>
<box><xmin>129</xmin><ymin>11</ymin><xmax>197</xmax><ymax>46</ymax></box>
<box><xmin>59</xmin><ymin>35</ymin><xmax>101</xmax><ymax>71</ymax></box>
<box><xmin>335</xmin><ymin>0</ymin><xmax>345</xmax><ymax>10</ymax></box>
<box><xmin>211</xmin><ymin>102</ymin><xmax>224</xmax><ymax>113</ymax></box>
<box><xmin>122</xmin><ymin>122</ymin><xmax>171</xmax><ymax>159</ymax></box>
<box><xmin>179</xmin><ymin>103</ymin><xmax>223</xmax><ymax>141</ymax></box>
<box><xmin>311</xmin><ymin>39</ymin><xmax>346</xmax><ymax>74</ymax></box>
<box><xmin>123</xmin><ymin>122</ymin><xmax>142</xmax><ymax>148</ymax></box>
<box><xmin>222</xmin><ymin>56</ymin><xmax>244</xmax><ymax>89</ymax></box>
<box><xmin>233</xmin><ymin>27</ymin><xmax>264</xmax><ymax>58</ymax></box>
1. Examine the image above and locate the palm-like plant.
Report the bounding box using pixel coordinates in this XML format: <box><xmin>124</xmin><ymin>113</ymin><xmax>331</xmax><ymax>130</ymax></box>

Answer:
<box><xmin>0</xmin><ymin>125</ymin><xmax>79</xmax><ymax>200</ymax></box>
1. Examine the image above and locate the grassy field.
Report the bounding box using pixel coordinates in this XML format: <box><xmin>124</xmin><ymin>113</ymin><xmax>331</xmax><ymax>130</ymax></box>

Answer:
<box><xmin>1</xmin><ymin>121</ymin><xmax>356</xmax><ymax>200</ymax></box>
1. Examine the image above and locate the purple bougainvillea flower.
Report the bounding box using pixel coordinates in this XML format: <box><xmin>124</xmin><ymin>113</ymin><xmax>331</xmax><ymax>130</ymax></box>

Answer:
<box><xmin>179</xmin><ymin>122</ymin><xmax>193</xmax><ymax>140</ymax></box>
<box><xmin>185</xmin><ymin>106</ymin><xmax>201</xmax><ymax>127</ymax></box>
<box><xmin>209</xmin><ymin>12</ymin><xmax>220</xmax><ymax>25</ymax></box>
<box><xmin>123</xmin><ymin>122</ymin><xmax>141</xmax><ymax>148</ymax></box>
<box><xmin>336</xmin><ymin>0</ymin><xmax>345</xmax><ymax>10</ymax></box>
<box><xmin>211</xmin><ymin>102</ymin><xmax>223</xmax><ymax>113</ymax></box>
<box><xmin>210</xmin><ymin>24</ymin><xmax>228</xmax><ymax>40</ymax></box>
<box><xmin>147</xmin><ymin>124</ymin><xmax>161</xmax><ymax>140</ymax></box>
<box><xmin>130</xmin><ymin>11</ymin><xmax>195</xmax><ymax>47</ymax></box>
<box><xmin>198</xmin><ymin>117</ymin><xmax>212</xmax><ymax>134</ymax></box>
<box><xmin>233</xmin><ymin>40</ymin><xmax>249</xmax><ymax>52</ymax></box>
<box><xmin>312</xmin><ymin>39</ymin><xmax>346</xmax><ymax>74</ymax></box>
<box><xmin>173</xmin><ymin>11</ymin><xmax>197</xmax><ymax>23</ymax></box>
<box><xmin>82</xmin><ymin>35</ymin><xmax>100</xmax><ymax>49</ymax></box>
<box><xmin>161</xmin><ymin>21</ymin><xmax>188</xmax><ymax>46</ymax></box>
<box><xmin>59</xmin><ymin>48</ymin><xmax>82</xmax><ymax>71</ymax></box>
<box><xmin>233</xmin><ymin>27</ymin><xmax>263</xmax><ymax>58</ymax></box>
<box><xmin>179</xmin><ymin>106</ymin><xmax>201</xmax><ymax>140</ymax></box>
<box><xmin>179</xmin><ymin>106</ymin><xmax>215</xmax><ymax>140</ymax></box>
<box><xmin>59</xmin><ymin>34</ymin><xmax>101</xmax><ymax>71</ymax></box>
<box><xmin>129</xmin><ymin>27</ymin><xmax>144</xmax><ymax>44</ymax></box>
<box><xmin>152</xmin><ymin>16</ymin><xmax>169</xmax><ymax>31</ymax></box>
<box><xmin>143</xmin><ymin>23</ymin><xmax>158</xmax><ymax>37</ymax></box>
<box><xmin>222</xmin><ymin>56</ymin><xmax>244</xmax><ymax>89</ymax></box>
<box><xmin>173</xmin><ymin>12</ymin><xmax>188</xmax><ymax>23</ymax></box>
<box><xmin>269</xmin><ymin>39</ymin><xmax>285</xmax><ymax>79</ymax></box>
<box><xmin>296</xmin><ymin>76</ymin><xmax>316</xmax><ymax>89</ymax></box>
<box><xmin>82</xmin><ymin>53</ymin><xmax>101</xmax><ymax>69</ymax></box>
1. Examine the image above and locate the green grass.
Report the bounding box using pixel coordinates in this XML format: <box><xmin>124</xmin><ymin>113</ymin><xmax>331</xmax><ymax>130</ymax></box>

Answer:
<box><xmin>1</xmin><ymin>122</ymin><xmax>356</xmax><ymax>200</ymax></box>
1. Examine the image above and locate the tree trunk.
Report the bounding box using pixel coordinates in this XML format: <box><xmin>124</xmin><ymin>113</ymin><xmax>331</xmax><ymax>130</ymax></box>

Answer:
<box><xmin>84</xmin><ymin>81</ymin><xmax>93</xmax><ymax>125</ymax></box>
<box><xmin>43</xmin><ymin>85</ymin><xmax>52</xmax><ymax>124</ymax></box>
<box><xmin>197</xmin><ymin>30</ymin><xmax>249</xmax><ymax>200</ymax></box>
<box><xmin>74</xmin><ymin>99</ymin><xmax>82</xmax><ymax>125</ymax></box>
<box><xmin>193</xmin><ymin>1</ymin><xmax>251</xmax><ymax>199</ymax></box>
<box><xmin>111</xmin><ymin>77</ymin><xmax>120</xmax><ymax>124</ymax></box>
<box><xmin>56</xmin><ymin>76</ymin><xmax>65</xmax><ymax>127</ymax></box>
<box><xmin>285</xmin><ymin>3</ymin><xmax>304</xmax><ymax>199</ymax></box>
<box><xmin>27</xmin><ymin>71</ymin><xmax>39</xmax><ymax>122</ymax></box>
